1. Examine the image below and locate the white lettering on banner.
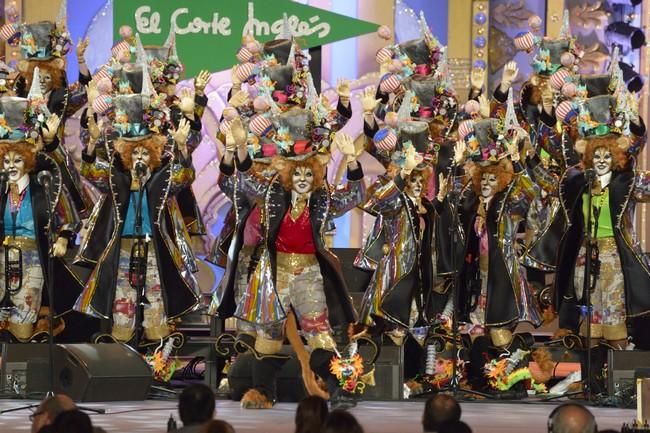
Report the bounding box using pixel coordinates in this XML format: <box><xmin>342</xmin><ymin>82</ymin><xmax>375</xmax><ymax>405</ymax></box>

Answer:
<box><xmin>133</xmin><ymin>3</ymin><xmax>330</xmax><ymax>39</ymax></box>
<box><xmin>135</xmin><ymin>6</ymin><xmax>162</xmax><ymax>34</ymax></box>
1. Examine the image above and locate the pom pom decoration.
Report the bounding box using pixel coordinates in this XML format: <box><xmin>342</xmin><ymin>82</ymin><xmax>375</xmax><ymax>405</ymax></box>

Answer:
<box><xmin>235</xmin><ymin>62</ymin><xmax>255</xmax><ymax>82</ymax></box>
<box><xmin>245</xmin><ymin>41</ymin><xmax>260</xmax><ymax>54</ymax></box>
<box><xmin>464</xmin><ymin>99</ymin><xmax>480</xmax><ymax>115</ymax></box>
<box><xmin>249</xmin><ymin>114</ymin><xmax>273</xmax><ymax>137</ymax></box>
<box><xmin>560</xmin><ymin>52</ymin><xmax>576</xmax><ymax>67</ymax></box>
<box><xmin>377</xmin><ymin>25</ymin><xmax>392</xmax><ymax>40</ymax></box>
<box><xmin>555</xmin><ymin>100</ymin><xmax>574</xmax><ymax>123</ymax></box>
<box><xmin>119</xmin><ymin>25</ymin><xmax>133</xmax><ymax>39</ymax></box>
<box><xmin>92</xmin><ymin>94</ymin><xmax>112</xmax><ymax>115</ymax></box>
<box><xmin>458</xmin><ymin>119</ymin><xmax>474</xmax><ymax>141</ymax></box>
<box><xmin>514</xmin><ymin>32</ymin><xmax>535</xmax><ymax>52</ymax></box>
<box><xmin>262</xmin><ymin>142</ymin><xmax>278</xmax><ymax>157</ymax></box>
<box><xmin>549</xmin><ymin>68</ymin><xmax>569</xmax><ymax>90</ymax></box>
<box><xmin>373</xmin><ymin>128</ymin><xmax>397</xmax><ymax>152</ymax></box>
<box><xmin>96</xmin><ymin>77</ymin><xmax>113</xmax><ymax>94</ymax></box>
<box><xmin>388</xmin><ymin>59</ymin><xmax>404</xmax><ymax>73</ymax></box>
<box><xmin>236</xmin><ymin>47</ymin><xmax>253</xmax><ymax>63</ymax></box>
<box><xmin>379</xmin><ymin>74</ymin><xmax>401</xmax><ymax>94</ymax></box>
<box><xmin>561</xmin><ymin>82</ymin><xmax>577</xmax><ymax>98</ymax></box>
<box><xmin>92</xmin><ymin>66</ymin><xmax>111</xmax><ymax>83</ymax></box>
<box><xmin>375</xmin><ymin>47</ymin><xmax>393</xmax><ymax>65</ymax></box>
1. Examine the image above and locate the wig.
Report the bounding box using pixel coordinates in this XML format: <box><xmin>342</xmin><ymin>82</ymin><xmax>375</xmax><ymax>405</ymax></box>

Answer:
<box><xmin>19</xmin><ymin>58</ymin><xmax>66</xmax><ymax>91</ymax></box>
<box><xmin>117</xmin><ymin>135</ymin><xmax>165</xmax><ymax>170</ymax></box>
<box><xmin>272</xmin><ymin>154</ymin><xmax>327</xmax><ymax>192</ymax></box>
<box><xmin>468</xmin><ymin>158</ymin><xmax>514</xmax><ymax>196</ymax></box>
<box><xmin>578</xmin><ymin>135</ymin><xmax>630</xmax><ymax>171</ymax></box>
<box><xmin>0</xmin><ymin>142</ymin><xmax>37</xmax><ymax>173</ymax></box>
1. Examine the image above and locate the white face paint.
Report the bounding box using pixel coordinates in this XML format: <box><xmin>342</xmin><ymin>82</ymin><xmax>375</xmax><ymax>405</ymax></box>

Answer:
<box><xmin>480</xmin><ymin>172</ymin><xmax>499</xmax><ymax>198</ymax></box>
<box><xmin>593</xmin><ymin>147</ymin><xmax>613</xmax><ymax>177</ymax></box>
<box><xmin>3</xmin><ymin>151</ymin><xmax>26</xmax><ymax>183</ymax></box>
<box><xmin>132</xmin><ymin>146</ymin><xmax>151</xmax><ymax>169</ymax></box>
<box><xmin>292</xmin><ymin>166</ymin><xmax>314</xmax><ymax>195</ymax></box>
<box><xmin>406</xmin><ymin>173</ymin><xmax>423</xmax><ymax>198</ymax></box>
<box><xmin>39</xmin><ymin>70</ymin><xmax>54</xmax><ymax>94</ymax></box>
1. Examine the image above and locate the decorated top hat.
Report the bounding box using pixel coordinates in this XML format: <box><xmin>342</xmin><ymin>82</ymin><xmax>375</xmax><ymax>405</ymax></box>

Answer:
<box><xmin>397</xmin><ymin>11</ymin><xmax>443</xmax><ymax>72</ymax></box>
<box><xmin>143</xmin><ymin>25</ymin><xmax>183</xmax><ymax>87</ymax></box>
<box><xmin>14</xmin><ymin>1</ymin><xmax>70</xmax><ymax>62</ymax></box>
<box><xmin>263</xmin><ymin>39</ymin><xmax>294</xmax><ymax>65</ymax></box>
<box><xmin>576</xmin><ymin>94</ymin><xmax>628</xmax><ymax>137</ymax></box>
<box><xmin>0</xmin><ymin>67</ymin><xmax>51</xmax><ymax>143</ymax></box>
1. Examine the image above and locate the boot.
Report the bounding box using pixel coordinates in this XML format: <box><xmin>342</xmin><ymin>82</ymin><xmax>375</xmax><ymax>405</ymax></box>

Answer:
<box><xmin>242</xmin><ymin>356</ymin><xmax>286</xmax><ymax>408</ymax></box>
<box><xmin>310</xmin><ymin>348</ymin><xmax>357</xmax><ymax>410</ymax></box>
<box><xmin>467</xmin><ymin>335</ymin><xmax>491</xmax><ymax>391</ymax></box>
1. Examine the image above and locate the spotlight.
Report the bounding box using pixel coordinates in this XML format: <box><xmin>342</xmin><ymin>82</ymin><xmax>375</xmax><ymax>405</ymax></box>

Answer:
<box><xmin>619</xmin><ymin>61</ymin><xmax>644</xmax><ymax>93</ymax></box>
<box><xmin>606</xmin><ymin>22</ymin><xmax>646</xmax><ymax>51</ymax></box>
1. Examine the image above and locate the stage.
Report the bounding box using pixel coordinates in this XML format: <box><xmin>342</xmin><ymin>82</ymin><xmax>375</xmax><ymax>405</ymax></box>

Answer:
<box><xmin>0</xmin><ymin>399</ymin><xmax>636</xmax><ymax>433</ymax></box>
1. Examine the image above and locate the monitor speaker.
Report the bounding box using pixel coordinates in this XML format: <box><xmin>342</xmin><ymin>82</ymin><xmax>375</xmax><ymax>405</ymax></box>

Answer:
<box><xmin>607</xmin><ymin>349</ymin><xmax>650</xmax><ymax>396</ymax></box>
<box><xmin>0</xmin><ymin>343</ymin><xmax>152</xmax><ymax>402</ymax></box>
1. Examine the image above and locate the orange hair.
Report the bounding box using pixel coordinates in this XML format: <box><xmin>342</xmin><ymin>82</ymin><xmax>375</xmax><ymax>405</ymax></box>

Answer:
<box><xmin>579</xmin><ymin>135</ymin><xmax>630</xmax><ymax>171</ymax></box>
<box><xmin>117</xmin><ymin>136</ymin><xmax>165</xmax><ymax>170</ymax></box>
<box><xmin>273</xmin><ymin>155</ymin><xmax>326</xmax><ymax>192</ymax></box>
<box><xmin>0</xmin><ymin>142</ymin><xmax>37</xmax><ymax>173</ymax></box>
<box><xmin>468</xmin><ymin>158</ymin><xmax>514</xmax><ymax>196</ymax></box>
<box><xmin>21</xmin><ymin>59</ymin><xmax>66</xmax><ymax>91</ymax></box>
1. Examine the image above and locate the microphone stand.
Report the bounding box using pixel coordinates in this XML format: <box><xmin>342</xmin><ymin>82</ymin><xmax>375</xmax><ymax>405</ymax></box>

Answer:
<box><xmin>131</xmin><ymin>169</ymin><xmax>149</xmax><ymax>350</ymax></box>
<box><xmin>581</xmin><ymin>169</ymin><xmax>597</xmax><ymax>401</ymax></box>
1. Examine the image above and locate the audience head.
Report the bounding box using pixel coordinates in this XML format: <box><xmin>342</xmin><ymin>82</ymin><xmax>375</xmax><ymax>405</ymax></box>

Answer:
<box><xmin>202</xmin><ymin>419</ymin><xmax>235</xmax><ymax>433</ymax></box>
<box><xmin>439</xmin><ymin>420</ymin><xmax>472</xmax><ymax>433</ymax></box>
<box><xmin>31</xmin><ymin>394</ymin><xmax>77</xmax><ymax>433</ymax></box>
<box><xmin>50</xmin><ymin>409</ymin><xmax>93</xmax><ymax>433</ymax></box>
<box><xmin>178</xmin><ymin>384</ymin><xmax>216</xmax><ymax>426</ymax></box>
<box><xmin>548</xmin><ymin>403</ymin><xmax>597</xmax><ymax>433</ymax></box>
<box><xmin>422</xmin><ymin>394</ymin><xmax>462</xmax><ymax>432</ymax></box>
<box><xmin>295</xmin><ymin>396</ymin><xmax>329</xmax><ymax>433</ymax></box>
<box><xmin>322</xmin><ymin>409</ymin><xmax>364</xmax><ymax>433</ymax></box>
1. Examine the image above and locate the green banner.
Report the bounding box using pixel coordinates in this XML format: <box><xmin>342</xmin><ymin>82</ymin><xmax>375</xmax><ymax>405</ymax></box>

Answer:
<box><xmin>114</xmin><ymin>0</ymin><xmax>380</xmax><ymax>76</ymax></box>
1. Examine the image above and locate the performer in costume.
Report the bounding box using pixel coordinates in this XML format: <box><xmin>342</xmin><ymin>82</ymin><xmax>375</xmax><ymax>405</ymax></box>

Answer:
<box><xmin>536</xmin><ymin>86</ymin><xmax>650</xmax><ymax>391</ymax></box>
<box><xmin>0</xmin><ymin>74</ymin><xmax>81</xmax><ymax>341</ymax></box>
<box><xmin>452</xmin><ymin>109</ymin><xmax>542</xmax><ymax>396</ymax></box>
<box><xmin>3</xmin><ymin>1</ymin><xmax>93</xmax><ymax>219</ymax></box>
<box><xmin>74</xmin><ymin>62</ymin><xmax>200</xmax><ymax>343</ymax></box>
<box><xmin>225</xmin><ymin>110</ymin><xmax>365</xmax><ymax>409</ymax></box>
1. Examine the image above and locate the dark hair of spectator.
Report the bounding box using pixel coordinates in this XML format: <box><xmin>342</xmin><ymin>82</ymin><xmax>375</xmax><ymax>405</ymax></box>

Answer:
<box><xmin>321</xmin><ymin>409</ymin><xmax>364</xmax><ymax>433</ymax></box>
<box><xmin>295</xmin><ymin>396</ymin><xmax>329</xmax><ymax>433</ymax></box>
<box><xmin>179</xmin><ymin>384</ymin><xmax>216</xmax><ymax>426</ymax></box>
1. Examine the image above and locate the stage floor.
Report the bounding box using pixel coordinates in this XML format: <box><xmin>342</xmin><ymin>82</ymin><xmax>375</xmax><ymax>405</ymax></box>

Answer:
<box><xmin>0</xmin><ymin>398</ymin><xmax>635</xmax><ymax>433</ymax></box>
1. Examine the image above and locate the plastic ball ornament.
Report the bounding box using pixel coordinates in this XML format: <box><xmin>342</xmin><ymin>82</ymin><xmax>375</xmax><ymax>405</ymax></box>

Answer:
<box><xmin>561</xmin><ymin>82</ymin><xmax>577</xmax><ymax>98</ymax></box>
<box><xmin>222</xmin><ymin>107</ymin><xmax>238</xmax><ymax>121</ymax></box>
<box><xmin>96</xmin><ymin>77</ymin><xmax>113</xmax><ymax>94</ymax></box>
<box><xmin>474</xmin><ymin>36</ymin><xmax>486</xmax><ymax>49</ymax></box>
<box><xmin>388</xmin><ymin>59</ymin><xmax>403</xmax><ymax>73</ymax></box>
<box><xmin>560</xmin><ymin>52</ymin><xmax>575</xmax><ymax>67</ymax></box>
<box><xmin>474</xmin><ymin>12</ymin><xmax>486</xmax><ymax>25</ymax></box>
<box><xmin>253</xmin><ymin>96</ymin><xmax>270</xmax><ymax>112</ymax></box>
<box><xmin>464</xmin><ymin>99</ymin><xmax>480</xmax><ymax>115</ymax></box>
<box><xmin>528</xmin><ymin>15</ymin><xmax>542</xmax><ymax>31</ymax></box>
<box><xmin>119</xmin><ymin>25</ymin><xmax>133</xmax><ymax>39</ymax></box>
<box><xmin>385</xmin><ymin>111</ymin><xmax>399</xmax><ymax>128</ymax></box>
<box><xmin>246</xmin><ymin>41</ymin><xmax>260</xmax><ymax>54</ymax></box>
<box><xmin>377</xmin><ymin>25</ymin><xmax>392</xmax><ymax>40</ymax></box>
<box><xmin>375</xmin><ymin>47</ymin><xmax>393</xmax><ymax>64</ymax></box>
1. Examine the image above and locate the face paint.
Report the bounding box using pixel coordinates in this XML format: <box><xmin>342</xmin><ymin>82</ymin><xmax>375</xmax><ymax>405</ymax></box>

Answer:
<box><xmin>131</xmin><ymin>146</ymin><xmax>151</xmax><ymax>174</ymax></box>
<box><xmin>292</xmin><ymin>166</ymin><xmax>314</xmax><ymax>194</ymax></box>
<box><xmin>593</xmin><ymin>147</ymin><xmax>613</xmax><ymax>177</ymax></box>
<box><xmin>480</xmin><ymin>172</ymin><xmax>498</xmax><ymax>198</ymax></box>
<box><xmin>406</xmin><ymin>173</ymin><xmax>423</xmax><ymax>198</ymax></box>
<box><xmin>4</xmin><ymin>151</ymin><xmax>26</xmax><ymax>183</ymax></box>
<box><xmin>39</xmin><ymin>70</ymin><xmax>54</xmax><ymax>94</ymax></box>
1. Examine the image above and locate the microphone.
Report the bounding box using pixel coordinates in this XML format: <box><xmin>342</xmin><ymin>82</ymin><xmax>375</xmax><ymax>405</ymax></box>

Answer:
<box><xmin>584</xmin><ymin>168</ymin><xmax>597</xmax><ymax>183</ymax></box>
<box><xmin>134</xmin><ymin>161</ymin><xmax>147</xmax><ymax>178</ymax></box>
<box><xmin>37</xmin><ymin>170</ymin><xmax>52</xmax><ymax>188</ymax></box>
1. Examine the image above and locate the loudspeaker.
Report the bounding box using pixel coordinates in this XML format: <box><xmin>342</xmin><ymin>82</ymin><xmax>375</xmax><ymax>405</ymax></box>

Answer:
<box><xmin>361</xmin><ymin>344</ymin><xmax>404</xmax><ymax>401</ymax></box>
<box><xmin>607</xmin><ymin>350</ymin><xmax>650</xmax><ymax>395</ymax></box>
<box><xmin>0</xmin><ymin>343</ymin><xmax>152</xmax><ymax>402</ymax></box>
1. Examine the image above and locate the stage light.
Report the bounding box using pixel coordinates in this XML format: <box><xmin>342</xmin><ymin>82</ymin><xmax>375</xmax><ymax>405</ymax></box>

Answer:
<box><xmin>606</xmin><ymin>22</ymin><xmax>646</xmax><ymax>51</ymax></box>
<box><xmin>619</xmin><ymin>61</ymin><xmax>644</xmax><ymax>93</ymax></box>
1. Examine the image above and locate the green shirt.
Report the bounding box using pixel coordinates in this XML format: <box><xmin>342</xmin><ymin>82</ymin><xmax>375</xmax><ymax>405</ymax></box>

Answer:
<box><xmin>582</xmin><ymin>187</ymin><xmax>614</xmax><ymax>238</ymax></box>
